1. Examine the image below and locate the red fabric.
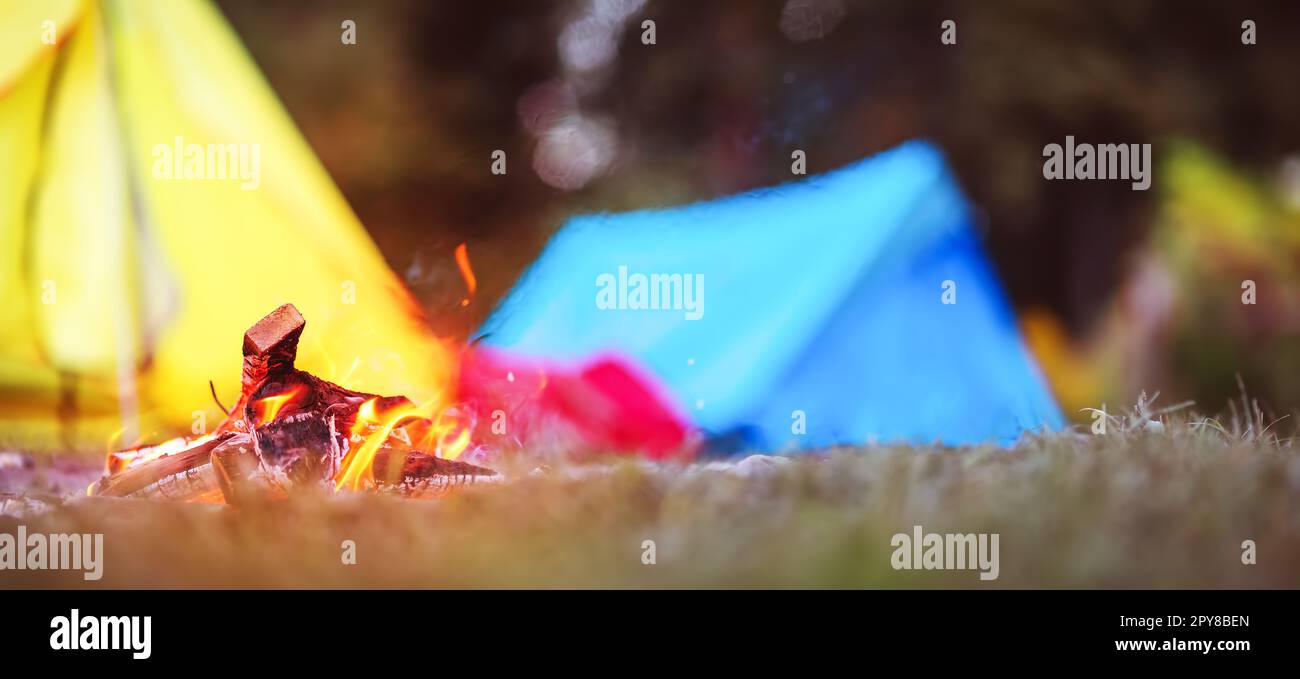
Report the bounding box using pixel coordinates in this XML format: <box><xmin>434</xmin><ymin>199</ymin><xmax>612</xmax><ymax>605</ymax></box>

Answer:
<box><xmin>456</xmin><ymin>347</ymin><xmax>692</xmax><ymax>459</ymax></box>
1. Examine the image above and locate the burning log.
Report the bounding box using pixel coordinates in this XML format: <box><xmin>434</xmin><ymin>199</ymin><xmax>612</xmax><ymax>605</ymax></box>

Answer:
<box><xmin>91</xmin><ymin>433</ymin><xmax>233</xmax><ymax>499</ymax></box>
<box><xmin>222</xmin><ymin>303</ymin><xmax>383</xmax><ymax>435</ymax></box>
<box><xmin>92</xmin><ymin>304</ymin><xmax>494</xmax><ymax>503</ymax></box>
<box><xmin>253</xmin><ymin>411</ymin><xmax>345</xmax><ymax>484</ymax></box>
<box><xmin>372</xmin><ymin>450</ymin><xmax>498</xmax><ymax>497</ymax></box>
<box><xmin>209</xmin><ymin>435</ymin><xmax>274</xmax><ymax>506</ymax></box>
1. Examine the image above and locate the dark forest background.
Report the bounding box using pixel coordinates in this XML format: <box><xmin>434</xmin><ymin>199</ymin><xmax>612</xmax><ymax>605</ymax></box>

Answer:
<box><xmin>216</xmin><ymin>0</ymin><xmax>1300</xmax><ymax>417</ymax></box>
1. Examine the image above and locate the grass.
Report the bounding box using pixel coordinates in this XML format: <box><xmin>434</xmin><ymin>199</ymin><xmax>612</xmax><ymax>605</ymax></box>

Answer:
<box><xmin>2</xmin><ymin>396</ymin><xmax>1297</xmax><ymax>589</ymax></box>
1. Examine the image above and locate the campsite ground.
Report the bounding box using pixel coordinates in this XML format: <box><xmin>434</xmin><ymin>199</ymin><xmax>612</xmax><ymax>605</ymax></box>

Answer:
<box><xmin>3</xmin><ymin>401</ymin><xmax>1297</xmax><ymax>589</ymax></box>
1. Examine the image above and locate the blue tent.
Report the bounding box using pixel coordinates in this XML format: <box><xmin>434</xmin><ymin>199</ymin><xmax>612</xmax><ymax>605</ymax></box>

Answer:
<box><xmin>479</xmin><ymin>141</ymin><xmax>1063</xmax><ymax>450</ymax></box>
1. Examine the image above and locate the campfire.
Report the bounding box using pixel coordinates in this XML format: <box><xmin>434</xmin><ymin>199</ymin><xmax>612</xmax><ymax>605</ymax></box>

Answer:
<box><xmin>90</xmin><ymin>304</ymin><xmax>496</xmax><ymax>504</ymax></box>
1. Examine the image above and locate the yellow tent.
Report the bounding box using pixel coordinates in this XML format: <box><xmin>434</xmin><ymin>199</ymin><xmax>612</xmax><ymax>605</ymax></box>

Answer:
<box><xmin>0</xmin><ymin>0</ymin><xmax>452</xmax><ymax>452</ymax></box>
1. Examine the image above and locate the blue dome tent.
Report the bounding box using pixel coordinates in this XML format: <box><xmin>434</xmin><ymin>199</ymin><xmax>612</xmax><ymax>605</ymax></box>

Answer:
<box><xmin>479</xmin><ymin>141</ymin><xmax>1063</xmax><ymax>450</ymax></box>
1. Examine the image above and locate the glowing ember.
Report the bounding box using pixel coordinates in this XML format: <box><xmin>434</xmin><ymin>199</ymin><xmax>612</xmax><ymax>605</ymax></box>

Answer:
<box><xmin>189</xmin><ymin>488</ymin><xmax>227</xmax><ymax>504</ymax></box>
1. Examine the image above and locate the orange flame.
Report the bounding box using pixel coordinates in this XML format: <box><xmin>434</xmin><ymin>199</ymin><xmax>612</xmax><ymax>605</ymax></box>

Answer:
<box><xmin>439</xmin><ymin>426</ymin><xmax>472</xmax><ymax>460</ymax></box>
<box><xmin>455</xmin><ymin>242</ymin><xmax>476</xmax><ymax>307</ymax></box>
<box><xmin>334</xmin><ymin>396</ymin><xmax>476</xmax><ymax>491</ymax></box>
<box><xmin>425</xmin><ymin>407</ymin><xmax>473</xmax><ymax>460</ymax></box>
<box><xmin>336</xmin><ymin>397</ymin><xmax>426</xmax><ymax>490</ymax></box>
<box><xmin>252</xmin><ymin>385</ymin><xmax>305</xmax><ymax>426</ymax></box>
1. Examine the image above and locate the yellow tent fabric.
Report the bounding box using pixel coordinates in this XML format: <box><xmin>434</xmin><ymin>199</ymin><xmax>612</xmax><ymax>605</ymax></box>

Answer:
<box><xmin>0</xmin><ymin>0</ymin><xmax>452</xmax><ymax>452</ymax></box>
